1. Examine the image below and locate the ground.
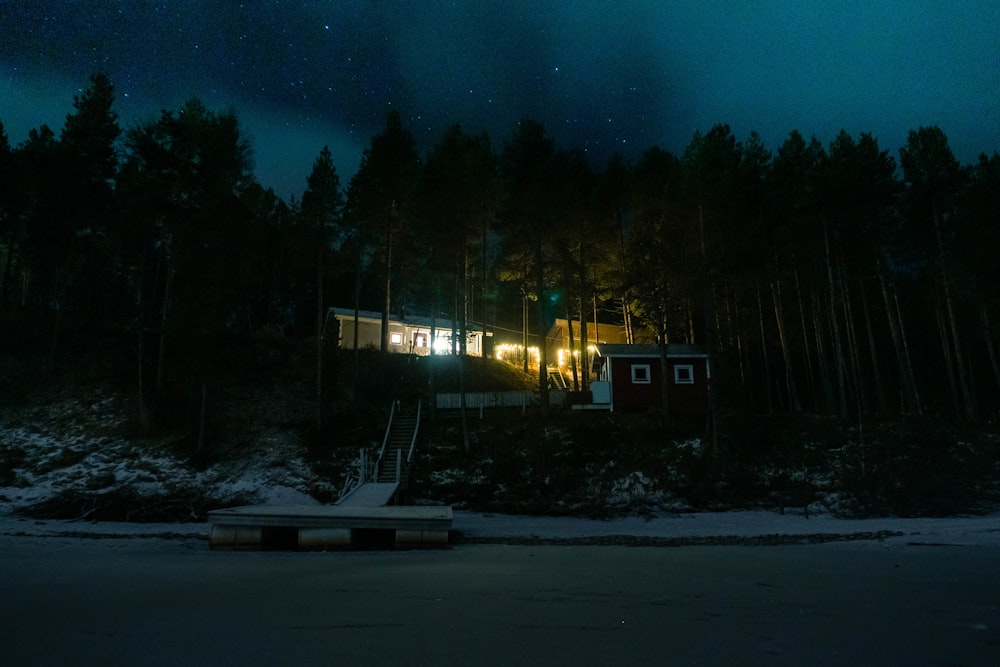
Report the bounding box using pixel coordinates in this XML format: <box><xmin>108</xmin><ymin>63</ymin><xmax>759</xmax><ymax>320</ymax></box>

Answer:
<box><xmin>1</xmin><ymin>328</ymin><xmax>998</xmax><ymax>522</ymax></box>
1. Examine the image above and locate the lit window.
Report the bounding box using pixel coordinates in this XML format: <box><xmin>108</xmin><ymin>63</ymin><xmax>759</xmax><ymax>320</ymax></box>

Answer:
<box><xmin>389</xmin><ymin>332</ymin><xmax>402</xmax><ymax>345</ymax></box>
<box><xmin>674</xmin><ymin>364</ymin><xmax>694</xmax><ymax>385</ymax></box>
<box><xmin>631</xmin><ymin>364</ymin><xmax>651</xmax><ymax>384</ymax></box>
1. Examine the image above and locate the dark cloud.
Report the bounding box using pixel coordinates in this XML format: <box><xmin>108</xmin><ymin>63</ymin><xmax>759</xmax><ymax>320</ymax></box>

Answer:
<box><xmin>2</xmin><ymin>0</ymin><xmax>998</xmax><ymax>199</ymax></box>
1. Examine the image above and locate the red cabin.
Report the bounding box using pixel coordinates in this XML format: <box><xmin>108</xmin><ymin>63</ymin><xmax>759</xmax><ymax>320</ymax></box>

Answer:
<box><xmin>590</xmin><ymin>343</ymin><xmax>711</xmax><ymax>415</ymax></box>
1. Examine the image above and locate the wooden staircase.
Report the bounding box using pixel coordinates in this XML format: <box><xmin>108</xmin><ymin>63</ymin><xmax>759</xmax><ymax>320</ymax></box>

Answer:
<box><xmin>374</xmin><ymin>406</ymin><xmax>419</xmax><ymax>489</ymax></box>
<box><xmin>548</xmin><ymin>366</ymin><xmax>569</xmax><ymax>390</ymax></box>
<box><xmin>336</xmin><ymin>401</ymin><xmax>421</xmax><ymax>507</ymax></box>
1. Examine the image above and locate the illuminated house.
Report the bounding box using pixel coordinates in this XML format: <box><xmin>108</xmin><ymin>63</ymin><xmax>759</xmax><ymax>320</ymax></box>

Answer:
<box><xmin>327</xmin><ymin>307</ymin><xmax>488</xmax><ymax>357</ymax></box>
<box><xmin>588</xmin><ymin>343</ymin><xmax>711</xmax><ymax>414</ymax></box>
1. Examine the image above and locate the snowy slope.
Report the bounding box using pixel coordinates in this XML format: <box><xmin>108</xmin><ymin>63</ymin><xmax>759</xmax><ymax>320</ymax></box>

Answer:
<box><xmin>0</xmin><ymin>391</ymin><xmax>324</xmax><ymax>521</ymax></box>
<box><xmin>3</xmin><ymin>388</ymin><xmax>999</xmax><ymax>546</ymax></box>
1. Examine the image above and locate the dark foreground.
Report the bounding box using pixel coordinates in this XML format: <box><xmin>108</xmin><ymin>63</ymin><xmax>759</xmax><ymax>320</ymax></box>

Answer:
<box><xmin>1</xmin><ymin>534</ymin><xmax>998</xmax><ymax>666</ymax></box>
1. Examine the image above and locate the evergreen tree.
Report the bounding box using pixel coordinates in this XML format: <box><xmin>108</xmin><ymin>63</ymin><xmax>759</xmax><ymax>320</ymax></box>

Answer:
<box><xmin>120</xmin><ymin>98</ymin><xmax>254</xmax><ymax>437</ymax></box>
<box><xmin>300</xmin><ymin>145</ymin><xmax>343</xmax><ymax>430</ymax></box>
<box><xmin>342</xmin><ymin>110</ymin><xmax>420</xmax><ymax>394</ymax></box>
<box><xmin>417</xmin><ymin>124</ymin><xmax>499</xmax><ymax>443</ymax></box>
<box><xmin>900</xmin><ymin>127</ymin><xmax>972</xmax><ymax>420</ymax></box>
<box><xmin>498</xmin><ymin>119</ymin><xmax>558</xmax><ymax>413</ymax></box>
<box><xmin>59</xmin><ymin>73</ymin><xmax>122</xmax><ymax>320</ymax></box>
<box><xmin>0</xmin><ymin>119</ymin><xmax>15</xmax><ymax>310</ymax></box>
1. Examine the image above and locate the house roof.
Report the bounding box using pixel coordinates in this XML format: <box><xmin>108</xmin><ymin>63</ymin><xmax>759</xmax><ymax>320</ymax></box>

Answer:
<box><xmin>327</xmin><ymin>307</ymin><xmax>485</xmax><ymax>334</ymax></box>
<box><xmin>592</xmin><ymin>343</ymin><xmax>710</xmax><ymax>358</ymax></box>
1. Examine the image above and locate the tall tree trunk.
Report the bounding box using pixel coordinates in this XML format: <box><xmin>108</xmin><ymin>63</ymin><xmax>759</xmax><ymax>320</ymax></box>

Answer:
<box><xmin>44</xmin><ymin>295</ymin><xmax>61</xmax><ymax>375</ymax></box>
<box><xmin>756</xmin><ymin>281</ymin><xmax>775</xmax><ymax>413</ymax></box>
<box><xmin>878</xmin><ymin>266</ymin><xmax>921</xmax><ymax>416</ymax></box>
<box><xmin>615</xmin><ymin>204</ymin><xmax>633</xmax><ymax>345</ymax></box>
<box><xmin>860</xmin><ymin>279</ymin><xmax>886</xmax><ymax>413</ymax></box>
<box><xmin>686</xmin><ymin>298</ymin><xmax>696</xmax><ymax>345</ymax></box>
<box><xmin>457</xmin><ymin>269</ymin><xmax>469</xmax><ymax>452</ymax></box>
<box><xmin>935</xmin><ymin>290</ymin><xmax>962</xmax><ymax>421</ymax></box>
<box><xmin>566</xmin><ymin>302</ymin><xmax>579</xmax><ymax>391</ymax></box>
<box><xmin>622</xmin><ymin>298</ymin><xmax>634</xmax><ymax>344</ymax></box>
<box><xmin>943</xmin><ymin>269</ymin><xmax>974</xmax><ymax>421</ymax></box>
<box><xmin>521</xmin><ymin>286</ymin><xmax>529</xmax><ymax>374</ymax></box>
<box><xmin>711</xmin><ymin>282</ymin><xmax>723</xmax><ymax>347</ymax></box>
<box><xmin>351</xmin><ymin>234</ymin><xmax>362</xmax><ymax>401</ymax></box>
<box><xmin>770</xmin><ymin>263</ymin><xmax>801</xmax><ymax>412</ymax></box>
<box><xmin>736</xmin><ymin>326</ymin><xmax>750</xmax><ymax>405</ymax></box>
<box><xmin>0</xmin><ymin>230</ymin><xmax>16</xmax><ymax>311</ymax></box>
<box><xmin>380</xmin><ymin>219</ymin><xmax>393</xmax><ymax>395</ymax></box>
<box><xmin>428</xmin><ymin>282</ymin><xmax>438</xmax><ymax>422</ymax></box>
<box><xmin>726</xmin><ymin>286</ymin><xmax>749</xmax><ymax>401</ymax></box>
<box><xmin>841</xmin><ymin>274</ymin><xmax>867</xmax><ymax>415</ymax></box>
<box><xmin>823</xmin><ymin>220</ymin><xmax>849</xmax><ymax>420</ymax></box>
<box><xmin>197</xmin><ymin>383</ymin><xmax>208</xmax><ymax>458</ymax></box>
<box><xmin>156</xmin><ymin>262</ymin><xmax>174</xmax><ymax>393</ymax></box>
<box><xmin>893</xmin><ymin>276</ymin><xmax>922</xmax><ymax>417</ymax></box>
<box><xmin>794</xmin><ymin>268</ymin><xmax>818</xmax><ymax>410</ymax></box>
<box><xmin>593</xmin><ymin>295</ymin><xmax>600</xmax><ymax>345</ymax></box>
<box><xmin>136</xmin><ymin>258</ymin><xmax>150</xmax><ymax>433</ymax></box>
<box><xmin>658</xmin><ymin>306</ymin><xmax>672</xmax><ymax>429</ymax></box>
<box><xmin>316</xmin><ymin>249</ymin><xmax>324</xmax><ymax>432</ymax></box>
<box><xmin>812</xmin><ymin>295</ymin><xmax>835</xmax><ymax>414</ymax></box>
<box><xmin>535</xmin><ymin>256</ymin><xmax>550</xmax><ymax>417</ymax></box>
<box><xmin>934</xmin><ymin>205</ymin><xmax>975</xmax><ymax>420</ymax></box>
<box><xmin>579</xmin><ymin>294</ymin><xmax>590</xmax><ymax>391</ymax></box>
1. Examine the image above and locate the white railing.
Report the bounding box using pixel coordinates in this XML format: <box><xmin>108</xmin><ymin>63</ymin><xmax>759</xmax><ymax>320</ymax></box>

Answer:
<box><xmin>407</xmin><ymin>400</ymin><xmax>422</xmax><ymax>463</ymax></box>
<box><xmin>340</xmin><ymin>399</ymin><xmax>420</xmax><ymax>498</ymax></box>
<box><xmin>337</xmin><ymin>400</ymin><xmax>397</xmax><ymax>503</ymax></box>
<box><xmin>377</xmin><ymin>399</ymin><xmax>400</xmax><ymax>464</ymax></box>
<box><xmin>337</xmin><ymin>447</ymin><xmax>370</xmax><ymax>502</ymax></box>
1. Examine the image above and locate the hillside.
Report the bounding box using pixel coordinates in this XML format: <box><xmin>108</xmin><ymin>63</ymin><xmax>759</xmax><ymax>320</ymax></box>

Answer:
<box><xmin>2</xmin><ymin>316</ymin><xmax>999</xmax><ymax>522</ymax></box>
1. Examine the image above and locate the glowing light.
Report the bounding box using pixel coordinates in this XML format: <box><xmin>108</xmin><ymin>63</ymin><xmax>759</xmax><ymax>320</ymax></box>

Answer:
<box><xmin>554</xmin><ymin>346</ymin><xmax>598</xmax><ymax>367</ymax></box>
<box><xmin>494</xmin><ymin>343</ymin><xmax>540</xmax><ymax>365</ymax></box>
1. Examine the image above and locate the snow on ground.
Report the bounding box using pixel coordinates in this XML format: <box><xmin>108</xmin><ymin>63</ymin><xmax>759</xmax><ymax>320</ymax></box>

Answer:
<box><xmin>0</xmin><ymin>392</ymin><xmax>323</xmax><ymax>521</ymax></box>
<box><xmin>2</xmin><ymin>391</ymin><xmax>999</xmax><ymax>547</ymax></box>
<box><xmin>452</xmin><ymin>510</ymin><xmax>1000</xmax><ymax>546</ymax></box>
<box><xmin>2</xmin><ymin>510</ymin><xmax>1000</xmax><ymax>548</ymax></box>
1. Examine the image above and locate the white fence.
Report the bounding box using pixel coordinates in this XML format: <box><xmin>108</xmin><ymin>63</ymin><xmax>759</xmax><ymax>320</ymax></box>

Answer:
<box><xmin>435</xmin><ymin>391</ymin><xmax>539</xmax><ymax>410</ymax></box>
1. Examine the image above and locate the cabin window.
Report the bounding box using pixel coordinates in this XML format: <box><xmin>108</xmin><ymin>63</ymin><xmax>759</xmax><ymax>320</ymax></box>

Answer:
<box><xmin>674</xmin><ymin>364</ymin><xmax>694</xmax><ymax>385</ymax></box>
<box><xmin>389</xmin><ymin>332</ymin><xmax>403</xmax><ymax>345</ymax></box>
<box><xmin>413</xmin><ymin>333</ymin><xmax>428</xmax><ymax>348</ymax></box>
<box><xmin>631</xmin><ymin>364</ymin><xmax>651</xmax><ymax>384</ymax></box>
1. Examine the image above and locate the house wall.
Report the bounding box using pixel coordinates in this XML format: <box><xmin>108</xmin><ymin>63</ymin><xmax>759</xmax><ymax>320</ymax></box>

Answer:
<box><xmin>608</xmin><ymin>356</ymin><xmax>709</xmax><ymax>413</ymax></box>
<box><xmin>609</xmin><ymin>357</ymin><xmax>662</xmax><ymax>411</ymax></box>
<box><xmin>332</xmin><ymin>313</ymin><xmax>483</xmax><ymax>357</ymax></box>
<box><xmin>335</xmin><ymin>318</ymin><xmax>382</xmax><ymax>350</ymax></box>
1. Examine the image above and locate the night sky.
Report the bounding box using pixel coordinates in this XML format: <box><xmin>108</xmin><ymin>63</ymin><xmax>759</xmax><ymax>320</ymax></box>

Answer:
<box><xmin>3</xmin><ymin>1</ymin><xmax>999</xmax><ymax>200</ymax></box>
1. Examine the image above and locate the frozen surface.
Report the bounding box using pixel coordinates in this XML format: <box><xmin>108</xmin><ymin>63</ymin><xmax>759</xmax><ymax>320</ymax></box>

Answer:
<box><xmin>452</xmin><ymin>509</ymin><xmax>1000</xmax><ymax>546</ymax></box>
<box><xmin>2</xmin><ymin>509</ymin><xmax>999</xmax><ymax>548</ymax></box>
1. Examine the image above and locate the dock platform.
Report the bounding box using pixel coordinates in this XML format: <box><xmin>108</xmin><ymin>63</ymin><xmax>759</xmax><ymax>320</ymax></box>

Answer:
<box><xmin>207</xmin><ymin>504</ymin><xmax>453</xmax><ymax>550</ymax></box>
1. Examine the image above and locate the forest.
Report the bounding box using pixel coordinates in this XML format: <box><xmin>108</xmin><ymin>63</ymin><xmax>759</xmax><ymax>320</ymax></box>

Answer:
<box><xmin>3</xmin><ymin>72</ymin><xmax>1000</xmax><ymax>435</ymax></box>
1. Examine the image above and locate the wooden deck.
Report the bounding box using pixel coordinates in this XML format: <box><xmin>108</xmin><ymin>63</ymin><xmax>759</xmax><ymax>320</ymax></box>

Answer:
<box><xmin>207</xmin><ymin>504</ymin><xmax>453</xmax><ymax>550</ymax></box>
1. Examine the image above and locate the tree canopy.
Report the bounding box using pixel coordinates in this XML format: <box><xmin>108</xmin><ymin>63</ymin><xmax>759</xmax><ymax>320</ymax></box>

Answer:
<box><xmin>3</xmin><ymin>73</ymin><xmax>1000</xmax><ymax>427</ymax></box>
